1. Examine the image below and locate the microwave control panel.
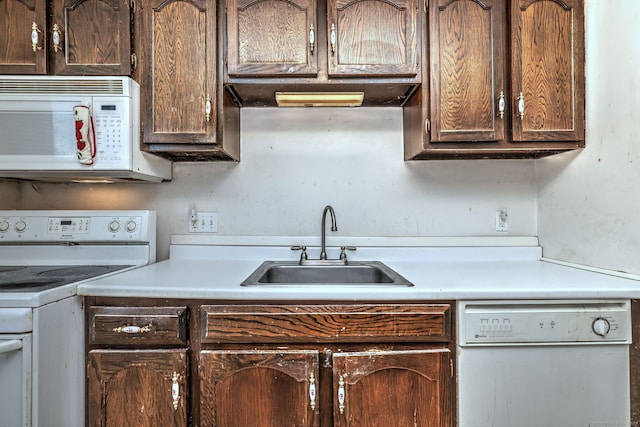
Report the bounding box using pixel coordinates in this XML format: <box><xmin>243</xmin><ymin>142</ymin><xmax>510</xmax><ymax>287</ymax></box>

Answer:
<box><xmin>92</xmin><ymin>98</ymin><xmax>131</xmax><ymax>168</ymax></box>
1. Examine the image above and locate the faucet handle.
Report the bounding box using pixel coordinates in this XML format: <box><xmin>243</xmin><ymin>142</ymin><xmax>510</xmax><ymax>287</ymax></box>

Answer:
<box><xmin>339</xmin><ymin>246</ymin><xmax>356</xmax><ymax>261</ymax></box>
<box><xmin>291</xmin><ymin>245</ymin><xmax>308</xmax><ymax>263</ymax></box>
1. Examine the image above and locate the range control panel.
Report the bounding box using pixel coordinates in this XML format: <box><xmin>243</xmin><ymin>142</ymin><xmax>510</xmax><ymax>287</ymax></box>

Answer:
<box><xmin>0</xmin><ymin>210</ymin><xmax>154</xmax><ymax>242</ymax></box>
<box><xmin>458</xmin><ymin>300</ymin><xmax>631</xmax><ymax>345</ymax></box>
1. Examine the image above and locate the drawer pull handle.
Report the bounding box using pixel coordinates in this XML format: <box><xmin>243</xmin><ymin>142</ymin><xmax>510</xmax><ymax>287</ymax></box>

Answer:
<box><xmin>112</xmin><ymin>325</ymin><xmax>151</xmax><ymax>334</ymax></box>
<box><xmin>309</xmin><ymin>372</ymin><xmax>317</xmax><ymax>411</ymax></box>
<box><xmin>172</xmin><ymin>372</ymin><xmax>181</xmax><ymax>410</ymax></box>
<box><xmin>337</xmin><ymin>374</ymin><xmax>345</xmax><ymax>414</ymax></box>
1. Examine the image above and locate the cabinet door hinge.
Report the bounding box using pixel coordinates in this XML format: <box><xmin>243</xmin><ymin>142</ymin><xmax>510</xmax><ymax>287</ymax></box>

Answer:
<box><xmin>424</xmin><ymin>0</ymin><xmax>428</xmax><ymax>12</ymax></box>
<box><xmin>425</xmin><ymin>118</ymin><xmax>431</xmax><ymax>133</ymax></box>
<box><xmin>130</xmin><ymin>0</ymin><xmax>135</xmax><ymax>12</ymax></box>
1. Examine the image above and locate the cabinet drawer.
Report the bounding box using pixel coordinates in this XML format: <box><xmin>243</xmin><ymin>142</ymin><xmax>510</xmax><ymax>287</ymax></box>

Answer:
<box><xmin>201</xmin><ymin>304</ymin><xmax>451</xmax><ymax>344</ymax></box>
<box><xmin>89</xmin><ymin>306</ymin><xmax>188</xmax><ymax>347</ymax></box>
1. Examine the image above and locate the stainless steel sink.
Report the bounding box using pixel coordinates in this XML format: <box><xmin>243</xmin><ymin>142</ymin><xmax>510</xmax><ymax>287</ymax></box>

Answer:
<box><xmin>241</xmin><ymin>261</ymin><xmax>414</xmax><ymax>287</ymax></box>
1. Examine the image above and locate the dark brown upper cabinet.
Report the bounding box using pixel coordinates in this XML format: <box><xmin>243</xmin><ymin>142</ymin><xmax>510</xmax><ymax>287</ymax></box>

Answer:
<box><xmin>327</xmin><ymin>0</ymin><xmax>419</xmax><ymax>78</ymax></box>
<box><xmin>510</xmin><ymin>0</ymin><xmax>585</xmax><ymax>142</ymax></box>
<box><xmin>0</xmin><ymin>0</ymin><xmax>132</xmax><ymax>75</ymax></box>
<box><xmin>226</xmin><ymin>0</ymin><xmax>318</xmax><ymax>77</ymax></box>
<box><xmin>137</xmin><ymin>0</ymin><xmax>240</xmax><ymax>160</ymax></box>
<box><xmin>224</xmin><ymin>0</ymin><xmax>422</xmax><ymax>106</ymax></box>
<box><xmin>403</xmin><ymin>0</ymin><xmax>585</xmax><ymax>159</ymax></box>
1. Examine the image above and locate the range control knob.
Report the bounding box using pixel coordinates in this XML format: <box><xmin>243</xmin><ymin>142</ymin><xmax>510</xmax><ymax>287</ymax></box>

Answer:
<box><xmin>592</xmin><ymin>317</ymin><xmax>611</xmax><ymax>337</ymax></box>
<box><xmin>108</xmin><ymin>220</ymin><xmax>121</xmax><ymax>233</ymax></box>
<box><xmin>0</xmin><ymin>220</ymin><xmax>9</xmax><ymax>232</ymax></box>
<box><xmin>15</xmin><ymin>220</ymin><xmax>27</xmax><ymax>232</ymax></box>
<box><xmin>125</xmin><ymin>220</ymin><xmax>137</xmax><ymax>233</ymax></box>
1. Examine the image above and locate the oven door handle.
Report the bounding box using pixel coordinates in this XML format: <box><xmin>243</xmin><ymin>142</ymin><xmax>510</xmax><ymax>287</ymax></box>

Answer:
<box><xmin>0</xmin><ymin>339</ymin><xmax>22</xmax><ymax>354</ymax></box>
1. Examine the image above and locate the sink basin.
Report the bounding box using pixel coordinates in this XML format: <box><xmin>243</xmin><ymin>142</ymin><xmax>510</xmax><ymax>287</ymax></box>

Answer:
<box><xmin>241</xmin><ymin>261</ymin><xmax>414</xmax><ymax>287</ymax></box>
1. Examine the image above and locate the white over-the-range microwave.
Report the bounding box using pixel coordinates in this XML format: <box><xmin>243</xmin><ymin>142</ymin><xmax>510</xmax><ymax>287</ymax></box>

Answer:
<box><xmin>0</xmin><ymin>75</ymin><xmax>171</xmax><ymax>183</ymax></box>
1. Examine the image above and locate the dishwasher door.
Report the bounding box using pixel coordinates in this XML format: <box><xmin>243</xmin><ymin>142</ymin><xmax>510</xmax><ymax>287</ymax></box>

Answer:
<box><xmin>457</xmin><ymin>300</ymin><xmax>631</xmax><ymax>427</ymax></box>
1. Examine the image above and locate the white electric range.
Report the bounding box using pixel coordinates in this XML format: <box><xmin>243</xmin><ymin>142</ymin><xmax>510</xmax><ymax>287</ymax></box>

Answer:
<box><xmin>0</xmin><ymin>210</ymin><xmax>157</xmax><ymax>427</ymax></box>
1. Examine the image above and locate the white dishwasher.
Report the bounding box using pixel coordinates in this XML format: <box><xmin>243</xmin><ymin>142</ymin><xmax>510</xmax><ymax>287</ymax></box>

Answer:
<box><xmin>457</xmin><ymin>300</ymin><xmax>631</xmax><ymax>427</ymax></box>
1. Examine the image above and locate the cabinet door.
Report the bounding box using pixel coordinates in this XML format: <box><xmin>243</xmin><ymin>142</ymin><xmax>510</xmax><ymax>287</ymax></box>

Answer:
<box><xmin>226</xmin><ymin>0</ymin><xmax>317</xmax><ymax>77</ymax></box>
<box><xmin>199</xmin><ymin>350</ymin><xmax>320</xmax><ymax>427</ymax></box>
<box><xmin>510</xmin><ymin>0</ymin><xmax>585</xmax><ymax>142</ymax></box>
<box><xmin>333</xmin><ymin>349</ymin><xmax>453</xmax><ymax>427</ymax></box>
<box><xmin>327</xmin><ymin>0</ymin><xmax>419</xmax><ymax>77</ymax></box>
<box><xmin>139</xmin><ymin>0</ymin><xmax>217</xmax><ymax>144</ymax></box>
<box><xmin>87</xmin><ymin>349</ymin><xmax>188</xmax><ymax>427</ymax></box>
<box><xmin>0</xmin><ymin>0</ymin><xmax>47</xmax><ymax>74</ymax></box>
<box><xmin>50</xmin><ymin>0</ymin><xmax>132</xmax><ymax>75</ymax></box>
<box><xmin>429</xmin><ymin>0</ymin><xmax>506</xmax><ymax>142</ymax></box>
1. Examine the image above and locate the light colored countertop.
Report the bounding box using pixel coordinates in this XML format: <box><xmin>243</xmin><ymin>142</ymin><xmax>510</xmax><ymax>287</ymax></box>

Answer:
<box><xmin>77</xmin><ymin>236</ymin><xmax>640</xmax><ymax>301</ymax></box>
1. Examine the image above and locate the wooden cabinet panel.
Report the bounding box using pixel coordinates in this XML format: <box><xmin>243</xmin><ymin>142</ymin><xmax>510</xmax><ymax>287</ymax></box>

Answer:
<box><xmin>0</xmin><ymin>0</ymin><xmax>131</xmax><ymax>75</ymax></box>
<box><xmin>88</xmin><ymin>306</ymin><xmax>188</xmax><ymax>347</ymax></box>
<box><xmin>199</xmin><ymin>350</ymin><xmax>320</xmax><ymax>427</ymax></box>
<box><xmin>201</xmin><ymin>303</ymin><xmax>451</xmax><ymax>343</ymax></box>
<box><xmin>510</xmin><ymin>0</ymin><xmax>585</xmax><ymax>142</ymax></box>
<box><xmin>51</xmin><ymin>0</ymin><xmax>132</xmax><ymax>75</ymax></box>
<box><xmin>0</xmin><ymin>0</ymin><xmax>47</xmax><ymax>74</ymax></box>
<box><xmin>333</xmin><ymin>349</ymin><xmax>453</xmax><ymax>427</ymax></box>
<box><xmin>404</xmin><ymin>0</ymin><xmax>584</xmax><ymax>159</ymax></box>
<box><xmin>139</xmin><ymin>0</ymin><xmax>216</xmax><ymax>144</ymax></box>
<box><xmin>227</xmin><ymin>0</ymin><xmax>318</xmax><ymax>77</ymax></box>
<box><xmin>429</xmin><ymin>0</ymin><xmax>506</xmax><ymax>142</ymax></box>
<box><xmin>327</xmin><ymin>0</ymin><xmax>419</xmax><ymax>77</ymax></box>
<box><xmin>87</xmin><ymin>349</ymin><xmax>188</xmax><ymax>427</ymax></box>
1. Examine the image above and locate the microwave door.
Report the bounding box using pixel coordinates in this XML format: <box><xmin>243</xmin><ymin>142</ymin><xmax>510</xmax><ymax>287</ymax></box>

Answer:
<box><xmin>0</xmin><ymin>98</ymin><xmax>94</xmax><ymax>171</ymax></box>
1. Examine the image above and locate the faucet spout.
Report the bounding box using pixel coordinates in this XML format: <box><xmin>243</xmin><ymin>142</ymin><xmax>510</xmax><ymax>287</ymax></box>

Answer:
<box><xmin>320</xmin><ymin>205</ymin><xmax>337</xmax><ymax>260</ymax></box>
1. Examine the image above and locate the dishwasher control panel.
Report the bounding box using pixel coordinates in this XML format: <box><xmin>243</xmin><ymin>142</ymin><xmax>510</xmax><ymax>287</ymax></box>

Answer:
<box><xmin>458</xmin><ymin>300</ymin><xmax>631</xmax><ymax>345</ymax></box>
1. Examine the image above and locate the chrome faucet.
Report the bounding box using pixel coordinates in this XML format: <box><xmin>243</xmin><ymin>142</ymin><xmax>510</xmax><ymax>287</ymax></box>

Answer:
<box><xmin>320</xmin><ymin>205</ymin><xmax>337</xmax><ymax>260</ymax></box>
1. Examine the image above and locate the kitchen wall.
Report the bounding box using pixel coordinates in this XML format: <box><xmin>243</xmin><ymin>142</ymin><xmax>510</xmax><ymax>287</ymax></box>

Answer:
<box><xmin>536</xmin><ymin>0</ymin><xmax>640</xmax><ymax>276</ymax></box>
<box><xmin>7</xmin><ymin>107</ymin><xmax>536</xmax><ymax>260</ymax></box>
<box><xmin>7</xmin><ymin>0</ymin><xmax>630</xmax><ymax>271</ymax></box>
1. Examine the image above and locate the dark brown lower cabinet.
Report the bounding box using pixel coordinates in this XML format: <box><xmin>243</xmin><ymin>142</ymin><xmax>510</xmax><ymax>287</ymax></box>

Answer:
<box><xmin>85</xmin><ymin>300</ymin><xmax>455</xmax><ymax>427</ymax></box>
<box><xmin>198</xmin><ymin>347</ymin><xmax>451</xmax><ymax>427</ymax></box>
<box><xmin>199</xmin><ymin>350</ymin><xmax>320</xmax><ymax>427</ymax></box>
<box><xmin>87</xmin><ymin>349</ymin><xmax>189</xmax><ymax>427</ymax></box>
<box><xmin>332</xmin><ymin>350</ymin><xmax>451</xmax><ymax>427</ymax></box>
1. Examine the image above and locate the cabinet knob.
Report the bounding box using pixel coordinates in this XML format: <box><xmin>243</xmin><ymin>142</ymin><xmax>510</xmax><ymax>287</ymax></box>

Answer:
<box><xmin>337</xmin><ymin>374</ymin><xmax>346</xmax><ymax>414</ymax></box>
<box><xmin>497</xmin><ymin>91</ymin><xmax>505</xmax><ymax>119</ymax></box>
<box><xmin>52</xmin><ymin>23</ymin><xmax>62</xmax><ymax>53</ymax></box>
<box><xmin>171</xmin><ymin>372</ymin><xmax>181</xmax><ymax>410</ymax></box>
<box><xmin>309</xmin><ymin>372</ymin><xmax>317</xmax><ymax>411</ymax></box>
<box><xmin>31</xmin><ymin>22</ymin><xmax>43</xmax><ymax>52</ymax></box>
<box><xmin>205</xmin><ymin>95</ymin><xmax>212</xmax><ymax>123</ymax></box>
<box><xmin>517</xmin><ymin>92</ymin><xmax>525</xmax><ymax>121</ymax></box>
<box><xmin>309</xmin><ymin>24</ymin><xmax>315</xmax><ymax>55</ymax></box>
<box><xmin>330</xmin><ymin>23</ymin><xmax>337</xmax><ymax>55</ymax></box>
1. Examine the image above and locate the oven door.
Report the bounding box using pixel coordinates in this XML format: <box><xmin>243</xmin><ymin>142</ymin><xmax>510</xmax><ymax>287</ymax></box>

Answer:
<box><xmin>0</xmin><ymin>334</ymin><xmax>32</xmax><ymax>427</ymax></box>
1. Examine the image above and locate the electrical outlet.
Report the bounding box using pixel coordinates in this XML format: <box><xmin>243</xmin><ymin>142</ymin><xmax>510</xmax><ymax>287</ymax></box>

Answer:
<box><xmin>495</xmin><ymin>209</ymin><xmax>509</xmax><ymax>232</ymax></box>
<box><xmin>188</xmin><ymin>211</ymin><xmax>218</xmax><ymax>233</ymax></box>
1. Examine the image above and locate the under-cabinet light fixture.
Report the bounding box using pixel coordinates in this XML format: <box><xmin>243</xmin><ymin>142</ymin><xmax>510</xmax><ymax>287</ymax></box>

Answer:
<box><xmin>275</xmin><ymin>92</ymin><xmax>364</xmax><ymax>107</ymax></box>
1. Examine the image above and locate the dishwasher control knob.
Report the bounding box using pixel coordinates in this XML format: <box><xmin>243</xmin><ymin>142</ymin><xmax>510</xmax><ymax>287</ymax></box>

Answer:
<box><xmin>0</xmin><ymin>220</ymin><xmax>9</xmax><ymax>232</ymax></box>
<box><xmin>108</xmin><ymin>220</ymin><xmax>121</xmax><ymax>232</ymax></box>
<box><xmin>15</xmin><ymin>220</ymin><xmax>27</xmax><ymax>232</ymax></box>
<box><xmin>592</xmin><ymin>317</ymin><xmax>611</xmax><ymax>337</ymax></box>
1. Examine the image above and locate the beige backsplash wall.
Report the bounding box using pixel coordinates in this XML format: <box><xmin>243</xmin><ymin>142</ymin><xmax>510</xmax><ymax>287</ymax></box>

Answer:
<box><xmin>11</xmin><ymin>107</ymin><xmax>537</xmax><ymax>260</ymax></box>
